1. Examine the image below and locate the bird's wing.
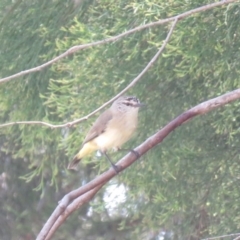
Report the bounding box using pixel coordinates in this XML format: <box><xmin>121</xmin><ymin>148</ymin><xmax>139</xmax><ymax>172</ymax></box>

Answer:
<box><xmin>82</xmin><ymin>109</ymin><xmax>113</xmax><ymax>145</ymax></box>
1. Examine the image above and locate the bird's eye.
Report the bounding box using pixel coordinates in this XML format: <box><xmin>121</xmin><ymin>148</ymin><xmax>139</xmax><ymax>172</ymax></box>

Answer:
<box><xmin>127</xmin><ymin>97</ymin><xmax>137</xmax><ymax>102</ymax></box>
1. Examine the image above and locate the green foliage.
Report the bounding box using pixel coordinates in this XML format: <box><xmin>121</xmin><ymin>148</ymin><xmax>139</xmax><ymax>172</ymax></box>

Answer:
<box><xmin>0</xmin><ymin>0</ymin><xmax>240</xmax><ymax>239</ymax></box>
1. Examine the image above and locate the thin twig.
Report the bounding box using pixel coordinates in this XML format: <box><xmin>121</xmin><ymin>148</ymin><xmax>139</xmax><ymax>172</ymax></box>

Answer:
<box><xmin>201</xmin><ymin>232</ymin><xmax>240</xmax><ymax>240</ymax></box>
<box><xmin>0</xmin><ymin>18</ymin><xmax>178</xmax><ymax>129</ymax></box>
<box><xmin>0</xmin><ymin>0</ymin><xmax>235</xmax><ymax>84</ymax></box>
<box><xmin>36</xmin><ymin>88</ymin><xmax>240</xmax><ymax>240</ymax></box>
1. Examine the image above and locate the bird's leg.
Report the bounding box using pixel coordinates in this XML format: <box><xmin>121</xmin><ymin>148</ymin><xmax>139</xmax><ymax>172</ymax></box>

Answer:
<box><xmin>117</xmin><ymin>148</ymin><xmax>140</xmax><ymax>158</ymax></box>
<box><xmin>101</xmin><ymin>151</ymin><xmax>120</xmax><ymax>174</ymax></box>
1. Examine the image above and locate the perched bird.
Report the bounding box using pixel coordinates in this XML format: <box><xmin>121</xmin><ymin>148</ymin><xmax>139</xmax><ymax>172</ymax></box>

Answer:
<box><xmin>67</xmin><ymin>96</ymin><xmax>143</xmax><ymax>171</ymax></box>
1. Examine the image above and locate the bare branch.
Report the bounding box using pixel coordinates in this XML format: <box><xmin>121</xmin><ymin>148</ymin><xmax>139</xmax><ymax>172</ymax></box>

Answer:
<box><xmin>36</xmin><ymin>88</ymin><xmax>240</xmax><ymax>240</ymax></box>
<box><xmin>37</xmin><ymin>171</ymin><xmax>117</xmax><ymax>240</ymax></box>
<box><xmin>202</xmin><ymin>232</ymin><xmax>240</xmax><ymax>240</ymax></box>
<box><xmin>0</xmin><ymin>18</ymin><xmax>178</xmax><ymax>129</ymax></box>
<box><xmin>0</xmin><ymin>0</ymin><xmax>235</xmax><ymax>84</ymax></box>
<box><xmin>45</xmin><ymin>184</ymin><xmax>104</xmax><ymax>240</ymax></box>
<box><xmin>233</xmin><ymin>235</ymin><xmax>240</xmax><ymax>240</ymax></box>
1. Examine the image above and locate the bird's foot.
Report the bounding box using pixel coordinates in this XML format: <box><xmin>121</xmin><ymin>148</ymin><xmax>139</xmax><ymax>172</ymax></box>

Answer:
<box><xmin>129</xmin><ymin>149</ymin><xmax>140</xmax><ymax>158</ymax></box>
<box><xmin>118</xmin><ymin>148</ymin><xmax>140</xmax><ymax>158</ymax></box>
<box><xmin>111</xmin><ymin>164</ymin><xmax>121</xmax><ymax>174</ymax></box>
<box><xmin>101</xmin><ymin>151</ymin><xmax>121</xmax><ymax>174</ymax></box>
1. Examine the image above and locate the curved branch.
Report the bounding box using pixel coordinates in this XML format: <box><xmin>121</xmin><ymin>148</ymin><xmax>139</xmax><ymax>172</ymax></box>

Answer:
<box><xmin>0</xmin><ymin>0</ymin><xmax>235</xmax><ymax>84</ymax></box>
<box><xmin>0</xmin><ymin>18</ymin><xmax>178</xmax><ymax>129</ymax></box>
<box><xmin>36</xmin><ymin>88</ymin><xmax>240</xmax><ymax>240</ymax></box>
<box><xmin>45</xmin><ymin>184</ymin><xmax>104</xmax><ymax>240</ymax></box>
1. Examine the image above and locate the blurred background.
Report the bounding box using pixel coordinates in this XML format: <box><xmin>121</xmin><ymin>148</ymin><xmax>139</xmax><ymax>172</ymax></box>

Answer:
<box><xmin>0</xmin><ymin>0</ymin><xmax>240</xmax><ymax>239</ymax></box>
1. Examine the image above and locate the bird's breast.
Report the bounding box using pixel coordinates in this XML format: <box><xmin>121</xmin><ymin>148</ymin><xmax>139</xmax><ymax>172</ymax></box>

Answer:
<box><xmin>93</xmin><ymin>112</ymin><xmax>138</xmax><ymax>151</ymax></box>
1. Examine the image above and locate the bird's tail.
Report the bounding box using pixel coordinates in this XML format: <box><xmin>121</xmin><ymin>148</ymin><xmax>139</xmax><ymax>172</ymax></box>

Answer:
<box><xmin>67</xmin><ymin>154</ymin><xmax>81</xmax><ymax>171</ymax></box>
<box><xmin>67</xmin><ymin>142</ymin><xmax>97</xmax><ymax>171</ymax></box>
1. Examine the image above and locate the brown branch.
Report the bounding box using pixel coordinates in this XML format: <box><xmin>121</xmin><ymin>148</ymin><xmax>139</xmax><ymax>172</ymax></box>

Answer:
<box><xmin>36</xmin><ymin>170</ymin><xmax>118</xmax><ymax>240</ymax></box>
<box><xmin>0</xmin><ymin>18</ymin><xmax>178</xmax><ymax>130</ymax></box>
<box><xmin>36</xmin><ymin>88</ymin><xmax>240</xmax><ymax>240</ymax></box>
<box><xmin>45</xmin><ymin>184</ymin><xmax>104</xmax><ymax>240</ymax></box>
<box><xmin>0</xmin><ymin>0</ymin><xmax>235</xmax><ymax>84</ymax></box>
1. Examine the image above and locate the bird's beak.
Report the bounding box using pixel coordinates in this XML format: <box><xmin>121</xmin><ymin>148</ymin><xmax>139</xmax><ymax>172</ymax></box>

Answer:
<box><xmin>136</xmin><ymin>103</ymin><xmax>146</xmax><ymax>108</ymax></box>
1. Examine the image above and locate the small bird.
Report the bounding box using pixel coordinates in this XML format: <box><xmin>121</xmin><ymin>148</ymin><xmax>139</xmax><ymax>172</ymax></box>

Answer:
<box><xmin>67</xmin><ymin>96</ymin><xmax>143</xmax><ymax>171</ymax></box>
